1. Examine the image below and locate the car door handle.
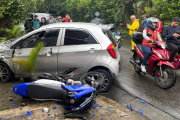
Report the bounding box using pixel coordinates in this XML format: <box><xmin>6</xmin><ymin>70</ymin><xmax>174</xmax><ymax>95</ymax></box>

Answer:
<box><xmin>90</xmin><ymin>48</ymin><xmax>95</xmax><ymax>53</ymax></box>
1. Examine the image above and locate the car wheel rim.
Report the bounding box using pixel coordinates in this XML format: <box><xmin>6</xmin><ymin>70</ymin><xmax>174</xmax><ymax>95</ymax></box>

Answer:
<box><xmin>101</xmin><ymin>73</ymin><xmax>109</xmax><ymax>90</ymax></box>
<box><xmin>0</xmin><ymin>66</ymin><xmax>9</xmax><ymax>82</ymax></box>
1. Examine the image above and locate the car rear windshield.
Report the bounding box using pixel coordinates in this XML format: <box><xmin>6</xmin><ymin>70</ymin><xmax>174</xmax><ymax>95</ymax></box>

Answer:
<box><xmin>106</xmin><ymin>30</ymin><xmax>117</xmax><ymax>47</ymax></box>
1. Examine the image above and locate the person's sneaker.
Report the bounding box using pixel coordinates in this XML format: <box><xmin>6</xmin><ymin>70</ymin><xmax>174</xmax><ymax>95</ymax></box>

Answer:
<box><xmin>141</xmin><ymin>65</ymin><xmax>146</xmax><ymax>73</ymax></box>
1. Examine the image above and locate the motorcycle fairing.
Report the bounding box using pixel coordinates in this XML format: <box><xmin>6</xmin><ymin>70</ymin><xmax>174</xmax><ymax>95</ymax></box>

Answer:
<box><xmin>62</xmin><ymin>84</ymin><xmax>95</xmax><ymax>98</ymax></box>
<box><xmin>13</xmin><ymin>82</ymin><xmax>34</xmax><ymax>97</ymax></box>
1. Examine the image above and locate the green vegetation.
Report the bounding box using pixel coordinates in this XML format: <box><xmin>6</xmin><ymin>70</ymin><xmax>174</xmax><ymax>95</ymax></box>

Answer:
<box><xmin>0</xmin><ymin>25</ymin><xmax>25</xmax><ymax>42</ymax></box>
<box><xmin>12</xmin><ymin>42</ymin><xmax>44</xmax><ymax>75</ymax></box>
<box><xmin>0</xmin><ymin>0</ymin><xmax>180</xmax><ymax>30</ymax></box>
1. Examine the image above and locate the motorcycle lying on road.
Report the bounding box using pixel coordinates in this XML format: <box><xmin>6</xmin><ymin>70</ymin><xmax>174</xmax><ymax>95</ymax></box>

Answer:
<box><xmin>13</xmin><ymin>72</ymin><xmax>104</xmax><ymax>119</ymax></box>
<box><xmin>130</xmin><ymin>32</ymin><xmax>176</xmax><ymax>89</ymax></box>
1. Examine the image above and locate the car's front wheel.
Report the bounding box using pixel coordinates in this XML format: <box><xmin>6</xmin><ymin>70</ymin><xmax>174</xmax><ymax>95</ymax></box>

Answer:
<box><xmin>94</xmin><ymin>69</ymin><xmax>112</xmax><ymax>92</ymax></box>
<box><xmin>0</xmin><ymin>63</ymin><xmax>12</xmax><ymax>83</ymax></box>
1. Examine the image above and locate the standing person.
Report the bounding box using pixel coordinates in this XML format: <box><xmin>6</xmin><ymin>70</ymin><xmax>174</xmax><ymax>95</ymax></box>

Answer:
<box><xmin>90</xmin><ymin>11</ymin><xmax>103</xmax><ymax>25</ymax></box>
<box><xmin>141</xmin><ymin>17</ymin><xmax>162</xmax><ymax>73</ymax></box>
<box><xmin>64</xmin><ymin>14</ymin><xmax>73</xmax><ymax>22</ymax></box>
<box><xmin>127</xmin><ymin>15</ymin><xmax>140</xmax><ymax>50</ymax></box>
<box><xmin>32</xmin><ymin>15</ymin><xmax>41</xmax><ymax>30</ymax></box>
<box><xmin>25</xmin><ymin>14</ymin><xmax>33</xmax><ymax>32</ymax></box>
<box><xmin>40</xmin><ymin>17</ymin><xmax>47</xmax><ymax>27</ymax></box>
<box><xmin>47</xmin><ymin>14</ymin><xmax>57</xmax><ymax>24</ymax></box>
<box><xmin>141</xmin><ymin>15</ymin><xmax>148</xmax><ymax>29</ymax></box>
<box><xmin>163</xmin><ymin>17</ymin><xmax>180</xmax><ymax>62</ymax></box>
<box><xmin>58</xmin><ymin>16</ymin><xmax>62</xmax><ymax>22</ymax></box>
<box><xmin>157</xmin><ymin>18</ymin><xmax>162</xmax><ymax>35</ymax></box>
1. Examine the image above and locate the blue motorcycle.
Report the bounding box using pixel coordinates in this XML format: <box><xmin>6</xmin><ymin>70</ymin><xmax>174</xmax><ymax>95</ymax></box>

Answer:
<box><xmin>13</xmin><ymin>72</ymin><xmax>104</xmax><ymax>119</ymax></box>
<box><xmin>112</xmin><ymin>31</ymin><xmax>123</xmax><ymax>49</ymax></box>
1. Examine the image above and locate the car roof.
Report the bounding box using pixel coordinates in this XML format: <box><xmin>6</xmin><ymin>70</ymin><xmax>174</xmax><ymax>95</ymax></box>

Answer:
<box><xmin>39</xmin><ymin>22</ymin><xmax>112</xmax><ymax>32</ymax></box>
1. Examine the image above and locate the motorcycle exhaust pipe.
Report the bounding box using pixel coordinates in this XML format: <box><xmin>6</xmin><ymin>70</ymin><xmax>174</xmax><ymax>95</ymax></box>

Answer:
<box><xmin>130</xmin><ymin>59</ymin><xmax>136</xmax><ymax>66</ymax></box>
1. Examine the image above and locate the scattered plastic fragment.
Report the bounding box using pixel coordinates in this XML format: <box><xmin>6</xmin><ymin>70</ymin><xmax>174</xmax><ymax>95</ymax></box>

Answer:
<box><xmin>140</xmin><ymin>100</ymin><xmax>146</xmax><ymax>104</ymax></box>
<box><xmin>52</xmin><ymin>107</ymin><xmax>56</xmax><ymax>110</ymax></box>
<box><xmin>30</xmin><ymin>106</ymin><xmax>32</xmax><ymax>107</ymax></box>
<box><xmin>13</xmin><ymin>104</ymin><xmax>15</xmax><ymax>106</ymax></box>
<box><xmin>48</xmin><ymin>114</ymin><xmax>50</xmax><ymax>116</ymax></box>
<box><xmin>0</xmin><ymin>117</ymin><xmax>1</xmax><ymax>119</ymax></box>
<box><xmin>14</xmin><ymin>107</ymin><xmax>19</xmax><ymax>109</ymax></box>
<box><xmin>92</xmin><ymin>114</ymin><xmax>95</xmax><ymax>117</ymax></box>
<box><xmin>13</xmin><ymin>101</ymin><xmax>15</xmax><ymax>103</ymax></box>
<box><xmin>127</xmin><ymin>105</ymin><xmax>133</xmax><ymax>111</ymax></box>
<box><xmin>138</xmin><ymin>109</ymin><xmax>144</xmax><ymax>115</ymax></box>
<box><xmin>92</xmin><ymin>104</ymin><xmax>100</xmax><ymax>109</ymax></box>
<box><xmin>27</xmin><ymin>111</ymin><xmax>31</xmax><ymax>117</ymax></box>
<box><xmin>120</xmin><ymin>115</ymin><xmax>128</xmax><ymax>117</ymax></box>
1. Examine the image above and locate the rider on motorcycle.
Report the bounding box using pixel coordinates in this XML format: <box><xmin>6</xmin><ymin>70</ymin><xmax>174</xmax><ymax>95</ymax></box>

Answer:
<box><xmin>141</xmin><ymin>17</ymin><xmax>162</xmax><ymax>73</ymax></box>
<box><xmin>90</xmin><ymin>12</ymin><xmax>103</xmax><ymax>25</ymax></box>
<box><xmin>163</xmin><ymin>17</ymin><xmax>180</xmax><ymax>62</ymax></box>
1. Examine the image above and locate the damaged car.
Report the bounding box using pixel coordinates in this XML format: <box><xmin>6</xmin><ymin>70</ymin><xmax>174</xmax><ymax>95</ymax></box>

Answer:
<box><xmin>0</xmin><ymin>23</ymin><xmax>121</xmax><ymax>92</ymax></box>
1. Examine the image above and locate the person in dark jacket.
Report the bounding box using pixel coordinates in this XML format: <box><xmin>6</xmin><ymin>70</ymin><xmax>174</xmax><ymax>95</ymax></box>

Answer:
<box><xmin>163</xmin><ymin>17</ymin><xmax>180</xmax><ymax>62</ymax></box>
<box><xmin>40</xmin><ymin>17</ymin><xmax>47</xmax><ymax>27</ymax></box>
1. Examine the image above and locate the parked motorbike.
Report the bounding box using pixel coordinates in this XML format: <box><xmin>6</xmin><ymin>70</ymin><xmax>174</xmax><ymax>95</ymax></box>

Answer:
<box><xmin>112</xmin><ymin>31</ymin><xmax>123</xmax><ymax>49</ymax></box>
<box><xmin>166</xmin><ymin>31</ymin><xmax>180</xmax><ymax>70</ymax></box>
<box><xmin>13</xmin><ymin>72</ymin><xmax>104</xmax><ymax>119</ymax></box>
<box><xmin>130</xmin><ymin>32</ymin><xmax>176</xmax><ymax>89</ymax></box>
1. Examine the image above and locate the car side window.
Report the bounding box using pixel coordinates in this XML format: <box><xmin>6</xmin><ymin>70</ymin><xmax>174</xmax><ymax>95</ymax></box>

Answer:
<box><xmin>64</xmin><ymin>29</ymin><xmax>97</xmax><ymax>45</ymax></box>
<box><xmin>21</xmin><ymin>29</ymin><xmax>60</xmax><ymax>48</ymax></box>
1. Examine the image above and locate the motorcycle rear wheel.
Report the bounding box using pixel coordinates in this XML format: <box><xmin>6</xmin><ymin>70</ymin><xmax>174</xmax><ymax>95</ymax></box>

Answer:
<box><xmin>154</xmin><ymin>66</ymin><xmax>176</xmax><ymax>89</ymax></box>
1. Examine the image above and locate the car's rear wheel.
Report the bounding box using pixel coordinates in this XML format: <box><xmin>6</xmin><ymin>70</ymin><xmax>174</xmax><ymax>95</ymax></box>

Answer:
<box><xmin>0</xmin><ymin>63</ymin><xmax>12</xmax><ymax>83</ymax></box>
<box><xmin>94</xmin><ymin>69</ymin><xmax>112</xmax><ymax>92</ymax></box>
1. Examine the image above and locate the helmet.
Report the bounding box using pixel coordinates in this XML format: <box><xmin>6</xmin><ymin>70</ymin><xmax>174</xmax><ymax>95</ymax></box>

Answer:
<box><xmin>147</xmin><ymin>17</ymin><xmax>158</xmax><ymax>30</ymax></box>
<box><xmin>95</xmin><ymin>12</ymin><xmax>101</xmax><ymax>18</ymax></box>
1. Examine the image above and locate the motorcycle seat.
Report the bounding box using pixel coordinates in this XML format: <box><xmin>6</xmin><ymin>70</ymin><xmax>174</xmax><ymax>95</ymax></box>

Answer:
<box><xmin>136</xmin><ymin>44</ymin><xmax>144</xmax><ymax>54</ymax></box>
<box><xmin>62</xmin><ymin>84</ymin><xmax>95</xmax><ymax>98</ymax></box>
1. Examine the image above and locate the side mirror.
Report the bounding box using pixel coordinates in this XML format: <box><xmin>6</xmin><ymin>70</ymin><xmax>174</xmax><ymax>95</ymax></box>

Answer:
<box><xmin>147</xmin><ymin>33</ymin><xmax>152</xmax><ymax>37</ymax></box>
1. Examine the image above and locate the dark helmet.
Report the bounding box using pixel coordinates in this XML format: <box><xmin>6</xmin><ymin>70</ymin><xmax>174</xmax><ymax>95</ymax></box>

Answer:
<box><xmin>95</xmin><ymin>12</ymin><xmax>101</xmax><ymax>18</ymax></box>
<box><xmin>147</xmin><ymin>17</ymin><xmax>158</xmax><ymax>30</ymax></box>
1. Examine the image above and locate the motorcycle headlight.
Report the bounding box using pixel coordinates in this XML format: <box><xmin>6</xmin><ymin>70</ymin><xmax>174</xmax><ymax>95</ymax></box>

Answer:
<box><xmin>161</xmin><ymin>44</ymin><xmax>166</xmax><ymax>49</ymax></box>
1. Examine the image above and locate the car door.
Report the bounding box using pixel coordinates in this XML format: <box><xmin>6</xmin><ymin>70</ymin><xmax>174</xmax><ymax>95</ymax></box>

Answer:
<box><xmin>57</xmin><ymin>28</ymin><xmax>101</xmax><ymax>75</ymax></box>
<box><xmin>13</xmin><ymin>28</ymin><xmax>61</xmax><ymax>77</ymax></box>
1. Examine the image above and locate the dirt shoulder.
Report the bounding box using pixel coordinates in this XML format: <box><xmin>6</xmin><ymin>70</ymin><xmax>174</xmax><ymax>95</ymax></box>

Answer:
<box><xmin>0</xmin><ymin>95</ymin><xmax>149</xmax><ymax>120</ymax></box>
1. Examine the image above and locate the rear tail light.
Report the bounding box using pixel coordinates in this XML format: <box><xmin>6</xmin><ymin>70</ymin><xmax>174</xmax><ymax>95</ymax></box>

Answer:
<box><xmin>107</xmin><ymin>43</ymin><xmax>117</xmax><ymax>58</ymax></box>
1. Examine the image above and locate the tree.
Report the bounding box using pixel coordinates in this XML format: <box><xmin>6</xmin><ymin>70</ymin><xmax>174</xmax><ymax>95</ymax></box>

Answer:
<box><xmin>145</xmin><ymin>0</ymin><xmax>180</xmax><ymax>24</ymax></box>
<box><xmin>0</xmin><ymin>25</ymin><xmax>25</xmax><ymax>42</ymax></box>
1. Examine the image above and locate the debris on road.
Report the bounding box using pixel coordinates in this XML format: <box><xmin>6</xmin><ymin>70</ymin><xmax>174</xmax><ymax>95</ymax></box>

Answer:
<box><xmin>140</xmin><ymin>100</ymin><xmax>146</xmax><ymax>104</ymax></box>
<box><xmin>43</xmin><ymin>108</ymin><xmax>49</xmax><ymax>113</ymax></box>
<box><xmin>138</xmin><ymin>109</ymin><xmax>144</xmax><ymax>115</ymax></box>
<box><xmin>127</xmin><ymin>105</ymin><xmax>133</xmax><ymax>111</ymax></box>
<box><xmin>27</xmin><ymin>111</ymin><xmax>31</xmax><ymax>117</ymax></box>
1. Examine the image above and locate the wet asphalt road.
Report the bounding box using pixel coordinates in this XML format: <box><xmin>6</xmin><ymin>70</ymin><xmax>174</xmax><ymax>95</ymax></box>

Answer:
<box><xmin>115</xmin><ymin>39</ymin><xmax>180</xmax><ymax>119</ymax></box>
<box><xmin>0</xmin><ymin>37</ymin><xmax>180</xmax><ymax>119</ymax></box>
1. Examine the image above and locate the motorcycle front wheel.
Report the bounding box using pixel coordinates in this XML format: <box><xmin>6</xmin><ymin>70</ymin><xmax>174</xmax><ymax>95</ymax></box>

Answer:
<box><xmin>154</xmin><ymin>66</ymin><xmax>176</xmax><ymax>89</ymax></box>
<box><xmin>79</xmin><ymin>72</ymin><xmax>105</xmax><ymax>92</ymax></box>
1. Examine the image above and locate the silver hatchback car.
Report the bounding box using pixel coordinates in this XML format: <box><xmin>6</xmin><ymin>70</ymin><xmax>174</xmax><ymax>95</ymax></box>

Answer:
<box><xmin>0</xmin><ymin>23</ymin><xmax>120</xmax><ymax>92</ymax></box>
